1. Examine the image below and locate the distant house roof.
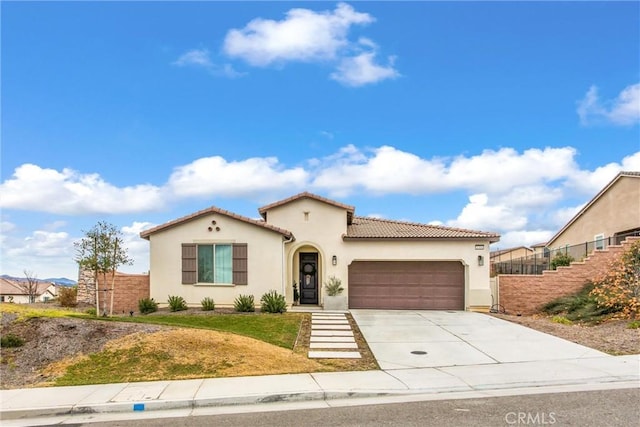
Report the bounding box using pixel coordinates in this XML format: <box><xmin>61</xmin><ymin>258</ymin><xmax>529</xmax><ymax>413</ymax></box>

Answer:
<box><xmin>546</xmin><ymin>171</ymin><xmax>640</xmax><ymax>247</ymax></box>
<box><xmin>490</xmin><ymin>246</ymin><xmax>533</xmax><ymax>258</ymax></box>
<box><xmin>0</xmin><ymin>278</ymin><xmax>55</xmax><ymax>296</ymax></box>
<box><xmin>140</xmin><ymin>206</ymin><xmax>294</xmax><ymax>240</ymax></box>
<box><xmin>259</xmin><ymin>192</ymin><xmax>355</xmax><ymax>224</ymax></box>
<box><xmin>344</xmin><ymin>216</ymin><xmax>500</xmax><ymax>242</ymax></box>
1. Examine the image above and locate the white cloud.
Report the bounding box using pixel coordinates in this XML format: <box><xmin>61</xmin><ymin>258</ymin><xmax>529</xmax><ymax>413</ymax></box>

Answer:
<box><xmin>578</xmin><ymin>83</ymin><xmax>640</xmax><ymax>126</ymax></box>
<box><xmin>312</xmin><ymin>146</ymin><xmax>578</xmax><ymax>196</ymax></box>
<box><xmin>0</xmin><ymin>164</ymin><xmax>165</xmax><ymax>215</ymax></box>
<box><xmin>331</xmin><ymin>51</ymin><xmax>399</xmax><ymax>87</ymax></box>
<box><xmin>173</xmin><ymin>48</ymin><xmax>245</xmax><ymax>78</ymax></box>
<box><xmin>173</xmin><ymin>48</ymin><xmax>214</xmax><ymax>67</ymax></box>
<box><xmin>167</xmin><ymin>156</ymin><xmax>309</xmax><ymax>199</ymax></box>
<box><xmin>447</xmin><ymin>193</ymin><xmax>527</xmax><ymax>232</ymax></box>
<box><xmin>222</xmin><ymin>3</ymin><xmax>396</xmax><ymax>87</ymax></box>
<box><xmin>223</xmin><ymin>2</ymin><xmax>373</xmax><ymax>66</ymax></box>
<box><xmin>119</xmin><ymin>221</ymin><xmax>155</xmax><ymax>274</ymax></box>
<box><xmin>564</xmin><ymin>151</ymin><xmax>640</xmax><ymax>194</ymax></box>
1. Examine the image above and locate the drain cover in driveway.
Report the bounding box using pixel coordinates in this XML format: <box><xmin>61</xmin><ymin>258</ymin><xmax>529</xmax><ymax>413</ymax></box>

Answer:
<box><xmin>411</xmin><ymin>350</ymin><xmax>427</xmax><ymax>355</ymax></box>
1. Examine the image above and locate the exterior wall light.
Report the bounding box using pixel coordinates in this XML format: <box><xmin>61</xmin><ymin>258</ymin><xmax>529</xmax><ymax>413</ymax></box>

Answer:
<box><xmin>477</xmin><ymin>255</ymin><xmax>484</xmax><ymax>266</ymax></box>
<box><xmin>332</xmin><ymin>255</ymin><xmax>337</xmax><ymax>266</ymax></box>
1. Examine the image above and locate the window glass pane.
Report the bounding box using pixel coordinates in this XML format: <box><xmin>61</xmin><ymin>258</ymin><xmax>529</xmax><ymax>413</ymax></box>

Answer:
<box><xmin>198</xmin><ymin>245</ymin><xmax>214</xmax><ymax>283</ymax></box>
<box><xmin>215</xmin><ymin>245</ymin><xmax>232</xmax><ymax>283</ymax></box>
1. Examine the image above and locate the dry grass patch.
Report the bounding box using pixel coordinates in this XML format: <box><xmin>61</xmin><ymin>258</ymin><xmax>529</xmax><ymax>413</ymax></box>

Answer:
<box><xmin>46</xmin><ymin>328</ymin><xmax>331</xmax><ymax>386</ymax></box>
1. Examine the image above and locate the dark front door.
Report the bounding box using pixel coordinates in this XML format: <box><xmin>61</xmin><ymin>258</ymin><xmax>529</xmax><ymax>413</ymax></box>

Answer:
<box><xmin>299</xmin><ymin>253</ymin><xmax>318</xmax><ymax>304</ymax></box>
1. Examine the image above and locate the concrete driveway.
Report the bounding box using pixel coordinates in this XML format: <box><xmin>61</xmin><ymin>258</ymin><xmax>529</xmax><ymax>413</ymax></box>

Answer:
<box><xmin>350</xmin><ymin>310</ymin><xmax>607</xmax><ymax>370</ymax></box>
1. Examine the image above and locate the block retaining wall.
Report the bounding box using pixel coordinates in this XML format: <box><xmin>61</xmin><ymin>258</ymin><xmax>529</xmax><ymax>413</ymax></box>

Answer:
<box><xmin>498</xmin><ymin>237</ymin><xmax>639</xmax><ymax>315</ymax></box>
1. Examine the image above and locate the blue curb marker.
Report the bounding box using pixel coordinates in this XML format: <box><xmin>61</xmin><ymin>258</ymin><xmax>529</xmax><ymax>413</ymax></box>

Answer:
<box><xmin>133</xmin><ymin>403</ymin><xmax>145</xmax><ymax>411</ymax></box>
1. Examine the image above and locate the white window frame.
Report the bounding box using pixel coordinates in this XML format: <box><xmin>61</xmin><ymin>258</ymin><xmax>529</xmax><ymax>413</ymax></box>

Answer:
<box><xmin>594</xmin><ymin>233</ymin><xmax>605</xmax><ymax>250</ymax></box>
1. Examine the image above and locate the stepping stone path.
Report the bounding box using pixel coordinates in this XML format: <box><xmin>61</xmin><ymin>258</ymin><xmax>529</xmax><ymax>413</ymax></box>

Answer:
<box><xmin>308</xmin><ymin>312</ymin><xmax>361</xmax><ymax>359</ymax></box>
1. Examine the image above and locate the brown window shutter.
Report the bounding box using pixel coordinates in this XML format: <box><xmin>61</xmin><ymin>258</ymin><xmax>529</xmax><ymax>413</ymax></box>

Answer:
<box><xmin>182</xmin><ymin>244</ymin><xmax>197</xmax><ymax>284</ymax></box>
<box><xmin>233</xmin><ymin>243</ymin><xmax>248</xmax><ymax>285</ymax></box>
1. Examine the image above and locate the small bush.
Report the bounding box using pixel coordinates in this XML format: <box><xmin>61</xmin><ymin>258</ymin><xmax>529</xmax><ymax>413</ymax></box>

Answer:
<box><xmin>260</xmin><ymin>290</ymin><xmax>287</xmax><ymax>314</ymax></box>
<box><xmin>234</xmin><ymin>294</ymin><xmax>255</xmax><ymax>312</ymax></box>
<box><xmin>1</xmin><ymin>334</ymin><xmax>25</xmax><ymax>348</ymax></box>
<box><xmin>201</xmin><ymin>297</ymin><xmax>215</xmax><ymax>311</ymax></box>
<box><xmin>85</xmin><ymin>307</ymin><xmax>97</xmax><ymax>316</ymax></box>
<box><xmin>138</xmin><ymin>297</ymin><xmax>158</xmax><ymax>314</ymax></box>
<box><xmin>551</xmin><ymin>316</ymin><xmax>572</xmax><ymax>325</ymax></box>
<box><xmin>550</xmin><ymin>253</ymin><xmax>574</xmax><ymax>270</ymax></box>
<box><xmin>541</xmin><ymin>282</ymin><xmax>618</xmax><ymax>323</ymax></box>
<box><xmin>58</xmin><ymin>287</ymin><xmax>77</xmax><ymax>307</ymax></box>
<box><xmin>324</xmin><ymin>276</ymin><xmax>344</xmax><ymax>296</ymax></box>
<box><xmin>627</xmin><ymin>320</ymin><xmax>640</xmax><ymax>330</ymax></box>
<box><xmin>168</xmin><ymin>295</ymin><xmax>188</xmax><ymax>312</ymax></box>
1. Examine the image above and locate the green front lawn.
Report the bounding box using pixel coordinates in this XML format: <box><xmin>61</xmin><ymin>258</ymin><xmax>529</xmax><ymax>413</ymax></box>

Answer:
<box><xmin>112</xmin><ymin>312</ymin><xmax>304</xmax><ymax>349</ymax></box>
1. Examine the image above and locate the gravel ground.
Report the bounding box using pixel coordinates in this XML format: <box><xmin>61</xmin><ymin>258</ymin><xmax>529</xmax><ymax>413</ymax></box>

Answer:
<box><xmin>492</xmin><ymin>314</ymin><xmax>640</xmax><ymax>355</ymax></box>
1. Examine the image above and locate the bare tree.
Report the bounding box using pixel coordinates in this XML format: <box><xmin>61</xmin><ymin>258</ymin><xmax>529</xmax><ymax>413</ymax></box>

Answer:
<box><xmin>21</xmin><ymin>270</ymin><xmax>40</xmax><ymax>303</ymax></box>
<box><xmin>74</xmin><ymin>221</ymin><xmax>133</xmax><ymax>316</ymax></box>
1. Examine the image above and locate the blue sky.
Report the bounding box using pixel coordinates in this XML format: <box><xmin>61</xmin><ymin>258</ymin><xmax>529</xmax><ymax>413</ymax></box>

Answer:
<box><xmin>2</xmin><ymin>1</ymin><xmax>639</xmax><ymax>280</ymax></box>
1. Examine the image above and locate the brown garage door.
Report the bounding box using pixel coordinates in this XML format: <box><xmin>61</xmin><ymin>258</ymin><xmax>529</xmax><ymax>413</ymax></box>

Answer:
<box><xmin>348</xmin><ymin>261</ymin><xmax>464</xmax><ymax>310</ymax></box>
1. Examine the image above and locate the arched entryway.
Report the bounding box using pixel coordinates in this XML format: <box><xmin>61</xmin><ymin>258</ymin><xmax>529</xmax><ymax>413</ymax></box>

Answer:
<box><xmin>290</xmin><ymin>243</ymin><xmax>324</xmax><ymax>306</ymax></box>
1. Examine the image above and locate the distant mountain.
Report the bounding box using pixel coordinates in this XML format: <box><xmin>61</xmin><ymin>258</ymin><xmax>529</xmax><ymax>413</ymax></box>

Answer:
<box><xmin>44</xmin><ymin>278</ymin><xmax>77</xmax><ymax>286</ymax></box>
<box><xmin>1</xmin><ymin>274</ymin><xmax>77</xmax><ymax>286</ymax></box>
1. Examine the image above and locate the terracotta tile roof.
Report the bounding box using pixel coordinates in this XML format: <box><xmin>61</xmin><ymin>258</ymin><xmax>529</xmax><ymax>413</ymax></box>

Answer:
<box><xmin>259</xmin><ymin>192</ymin><xmax>355</xmax><ymax>223</ymax></box>
<box><xmin>344</xmin><ymin>216</ymin><xmax>500</xmax><ymax>242</ymax></box>
<box><xmin>140</xmin><ymin>206</ymin><xmax>293</xmax><ymax>240</ymax></box>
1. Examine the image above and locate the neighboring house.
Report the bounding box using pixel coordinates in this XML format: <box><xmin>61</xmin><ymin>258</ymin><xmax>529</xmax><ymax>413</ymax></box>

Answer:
<box><xmin>546</xmin><ymin>171</ymin><xmax>640</xmax><ymax>252</ymax></box>
<box><xmin>490</xmin><ymin>246</ymin><xmax>534</xmax><ymax>263</ymax></box>
<box><xmin>531</xmin><ymin>242</ymin><xmax>547</xmax><ymax>256</ymax></box>
<box><xmin>0</xmin><ymin>278</ymin><xmax>57</xmax><ymax>303</ymax></box>
<box><xmin>140</xmin><ymin>192</ymin><xmax>500</xmax><ymax>311</ymax></box>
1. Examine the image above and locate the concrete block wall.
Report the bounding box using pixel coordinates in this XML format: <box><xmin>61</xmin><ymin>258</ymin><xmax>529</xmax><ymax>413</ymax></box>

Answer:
<box><xmin>78</xmin><ymin>269</ymin><xmax>150</xmax><ymax>315</ymax></box>
<box><xmin>96</xmin><ymin>273</ymin><xmax>150</xmax><ymax>315</ymax></box>
<box><xmin>498</xmin><ymin>237</ymin><xmax>639</xmax><ymax>315</ymax></box>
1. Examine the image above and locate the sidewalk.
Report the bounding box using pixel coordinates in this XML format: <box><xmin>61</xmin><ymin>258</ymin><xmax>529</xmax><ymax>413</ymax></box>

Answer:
<box><xmin>1</xmin><ymin>354</ymin><xmax>638</xmax><ymax>422</ymax></box>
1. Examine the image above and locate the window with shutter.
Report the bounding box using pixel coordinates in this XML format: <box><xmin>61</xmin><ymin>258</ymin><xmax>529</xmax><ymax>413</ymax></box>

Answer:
<box><xmin>233</xmin><ymin>243</ymin><xmax>248</xmax><ymax>285</ymax></box>
<box><xmin>181</xmin><ymin>244</ymin><xmax>197</xmax><ymax>284</ymax></box>
<box><xmin>182</xmin><ymin>243</ymin><xmax>248</xmax><ymax>285</ymax></box>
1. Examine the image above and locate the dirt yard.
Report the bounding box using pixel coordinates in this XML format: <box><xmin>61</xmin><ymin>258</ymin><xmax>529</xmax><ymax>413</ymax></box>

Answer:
<box><xmin>492</xmin><ymin>313</ymin><xmax>640</xmax><ymax>355</ymax></box>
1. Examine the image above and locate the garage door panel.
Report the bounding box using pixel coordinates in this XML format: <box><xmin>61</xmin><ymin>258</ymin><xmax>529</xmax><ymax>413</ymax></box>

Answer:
<box><xmin>348</xmin><ymin>261</ymin><xmax>464</xmax><ymax>310</ymax></box>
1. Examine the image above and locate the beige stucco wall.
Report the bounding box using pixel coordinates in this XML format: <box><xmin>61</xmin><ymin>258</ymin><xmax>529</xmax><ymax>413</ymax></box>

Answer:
<box><xmin>549</xmin><ymin>176</ymin><xmax>640</xmax><ymax>249</ymax></box>
<box><xmin>147</xmin><ymin>213</ymin><xmax>286</xmax><ymax>307</ymax></box>
<box><xmin>265</xmin><ymin>198</ymin><xmax>493</xmax><ymax>309</ymax></box>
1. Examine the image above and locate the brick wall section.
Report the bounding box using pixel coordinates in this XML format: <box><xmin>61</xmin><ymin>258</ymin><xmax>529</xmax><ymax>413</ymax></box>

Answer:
<box><xmin>78</xmin><ymin>269</ymin><xmax>150</xmax><ymax>315</ymax></box>
<box><xmin>498</xmin><ymin>237</ymin><xmax>639</xmax><ymax>315</ymax></box>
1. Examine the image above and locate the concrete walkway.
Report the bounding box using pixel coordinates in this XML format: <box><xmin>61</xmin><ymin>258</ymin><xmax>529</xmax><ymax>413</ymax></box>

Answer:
<box><xmin>1</xmin><ymin>311</ymin><xmax>638</xmax><ymax>424</ymax></box>
<box><xmin>308</xmin><ymin>311</ymin><xmax>361</xmax><ymax>359</ymax></box>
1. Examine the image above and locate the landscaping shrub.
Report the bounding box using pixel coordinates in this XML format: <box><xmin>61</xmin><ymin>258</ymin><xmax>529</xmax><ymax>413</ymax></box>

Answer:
<box><xmin>541</xmin><ymin>282</ymin><xmax>618</xmax><ymax>322</ymax></box>
<box><xmin>550</xmin><ymin>253</ymin><xmax>574</xmax><ymax>270</ymax></box>
<box><xmin>1</xmin><ymin>334</ymin><xmax>25</xmax><ymax>348</ymax></box>
<box><xmin>260</xmin><ymin>290</ymin><xmax>287</xmax><ymax>314</ymax></box>
<box><xmin>85</xmin><ymin>307</ymin><xmax>97</xmax><ymax>316</ymax></box>
<box><xmin>138</xmin><ymin>297</ymin><xmax>158</xmax><ymax>314</ymax></box>
<box><xmin>324</xmin><ymin>276</ymin><xmax>344</xmax><ymax>296</ymax></box>
<box><xmin>201</xmin><ymin>297</ymin><xmax>215</xmax><ymax>311</ymax></box>
<box><xmin>234</xmin><ymin>294</ymin><xmax>255</xmax><ymax>312</ymax></box>
<box><xmin>590</xmin><ymin>241</ymin><xmax>640</xmax><ymax>319</ymax></box>
<box><xmin>168</xmin><ymin>295</ymin><xmax>188</xmax><ymax>312</ymax></box>
<box><xmin>58</xmin><ymin>287</ymin><xmax>78</xmax><ymax>307</ymax></box>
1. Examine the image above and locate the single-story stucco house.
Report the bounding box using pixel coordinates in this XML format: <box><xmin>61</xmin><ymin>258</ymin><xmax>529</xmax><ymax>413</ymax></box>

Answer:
<box><xmin>0</xmin><ymin>278</ymin><xmax>57</xmax><ymax>303</ymax></box>
<box><xmin>140</xmin><ymin>192</ymin><xmax>500</xmax><ymax>311</ymax></box>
